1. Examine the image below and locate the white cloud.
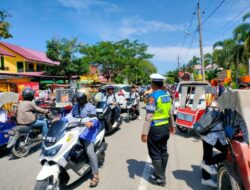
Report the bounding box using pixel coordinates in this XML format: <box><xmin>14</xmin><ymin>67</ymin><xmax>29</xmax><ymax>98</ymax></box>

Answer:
<box><xmin>91</xmin><ymin>17</ymin><xmax>187</xmax><ymax>40</ymax></box>
<box><xmin>56</xmin><ymin>0</ymin><xmax>119</xmax><ymax>12</ymax></box>
<box><xmin>119</xmin><ymin>17</ymin><xmax>186</xmax><ymax>38</ymax></box>
<box><xmin>148</xmin><ymin>46</ymin><xmax>213</xmax><ymax>64</ymax></box>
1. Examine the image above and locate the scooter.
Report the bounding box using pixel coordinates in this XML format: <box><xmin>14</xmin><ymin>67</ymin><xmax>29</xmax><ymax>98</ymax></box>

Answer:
<box><xmin>96</xmin><ymin>99</ymin><xmax>122</xmax><ymax>134</ymax></box>
<box><xmin>34</xmin><ymin>117</ymin><xmax>107</xmax><ymax>190</ymax></box>
<box><xmin>126</xmin><ymin>98</ymin><xmax>137</xmax><ymax>121</ymax></box>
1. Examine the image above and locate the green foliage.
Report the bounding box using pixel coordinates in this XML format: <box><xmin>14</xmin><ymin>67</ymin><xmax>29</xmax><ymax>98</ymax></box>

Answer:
<box><xmin>46</xmin><ymin>38</ymin><xmax>89</xmax><ymax>81</ymax></box>
<box><xmin>165</xmin><ymin>69</ymin><xmax>179</xmax><ymax>84</ymax></box>
<box><xmin>79</xmin><ymin>39</ymin><xmax>155</xmax><ymax>84</ymax></box>
<box><xmin>0</xmin><ymin>9</ymin><xmax>12</xmax><ymax>39</ymax></box>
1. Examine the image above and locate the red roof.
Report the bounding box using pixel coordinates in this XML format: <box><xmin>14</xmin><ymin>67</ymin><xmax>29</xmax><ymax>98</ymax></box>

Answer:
<box><xmin>0</xmin><ymin>42</ymin><xmax>59</xmax><ymax>65</ymax></box>
<box><xmin>0</xmin><ymin>47</ymin><xmax>15</xmax><ymax>57</ymax></box>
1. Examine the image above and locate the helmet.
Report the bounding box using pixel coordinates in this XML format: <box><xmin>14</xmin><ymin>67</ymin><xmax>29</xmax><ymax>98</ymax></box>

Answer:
<box><xmin>77</xmin><ymin>88</ymin><xmax>91</xmax><ymax>101</ymax></box>
<box><xmin>106</xmin><ymin>85</ymin><xmax>114</xmax><ymax>90</ymax></box>
<box><xmin>94</xmin><ymin>92</ymin><xmax>105</xmax><ymax>103</ymax></box>
<box><xmin>75</xmin><ymin>92</ymin><xmax>88</xmax><ymax>106</ymax></box>
<box><xmin>22</xmin><ymin>87</ymin><xmax>35</xmax><ymax>101</ymax></box>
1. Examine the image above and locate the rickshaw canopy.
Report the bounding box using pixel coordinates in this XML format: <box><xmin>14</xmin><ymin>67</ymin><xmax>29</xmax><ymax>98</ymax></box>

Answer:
<box><xmin>218</xmin><ymin>90</ymin><xmax>250</xmax><ymax>144</ymax></box>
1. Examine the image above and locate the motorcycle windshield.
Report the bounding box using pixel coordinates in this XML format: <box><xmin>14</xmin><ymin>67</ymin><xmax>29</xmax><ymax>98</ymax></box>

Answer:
<box><xmin>97</xmin><ymin>101</ymin><xmax>107</xmax><ymax>109</ymax></box>
<box><xmin>44</xmin><ymin>120</ymin><xmax>67</xmax><ymax>147</ymax></box>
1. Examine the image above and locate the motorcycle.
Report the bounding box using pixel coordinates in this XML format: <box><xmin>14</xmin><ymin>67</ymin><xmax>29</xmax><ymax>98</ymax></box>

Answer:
<box><xmin>0</xmin><ymin>92</ymin><xmax>18</xmax><ymax>148</ymax></box>
<box><xmin>34</xmin><ymin>117</ymin><xmax>107</xmax><ymax>190</ymax></box>
<box><xmin>126</xmin><ymin>98</ymin><xmax>137</xmax><ymax>121</ymax></box>
<box><xmin>95</xmin><ymin>96</ymin><xmax>122</xmax><ymax>134</ymax></box>
<box><xmin>6</xmin><ymin>106</ymin><xmax>72</xmax><ymax>158</ymax></box>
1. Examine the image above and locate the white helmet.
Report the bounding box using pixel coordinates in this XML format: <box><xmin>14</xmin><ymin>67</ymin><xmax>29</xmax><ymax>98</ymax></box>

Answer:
<box><xmin>94</xmin><ymin>92</ymin><xmax>105</xmax><ymax>103</ymax></box>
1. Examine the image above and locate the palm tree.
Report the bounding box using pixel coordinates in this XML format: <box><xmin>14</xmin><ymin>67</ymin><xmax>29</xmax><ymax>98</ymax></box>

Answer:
<box><xmin>213</xmin><ymin>39</ymin><xmax>236</xmax><ymax>68</ymax></box>
<box><xmin>233</xmin><ymin>12</ymin><xmax>250</xmax><ymax>75</ymax></box>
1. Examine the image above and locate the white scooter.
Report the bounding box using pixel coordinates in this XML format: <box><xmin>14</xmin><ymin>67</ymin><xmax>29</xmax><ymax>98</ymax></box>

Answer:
<box><xmin>34</xmin><ymin>116</ymin><xmax>107</xmax><ymax>190</ymax></box>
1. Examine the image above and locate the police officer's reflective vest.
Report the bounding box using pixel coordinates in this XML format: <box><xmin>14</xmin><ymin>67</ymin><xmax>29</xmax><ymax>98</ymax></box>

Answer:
<box><xmin>146</xmin><ymin>90</ymin><xmax>172</xmax><ymax>126</ymax></box>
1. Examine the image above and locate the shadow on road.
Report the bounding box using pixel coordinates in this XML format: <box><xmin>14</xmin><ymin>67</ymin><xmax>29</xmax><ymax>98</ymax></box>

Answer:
<box><xmin>172</xmin><ymin>165</ymin><xmax>213</xmax><ymax>190</ymax></box>
<box><xmin>0</xmin><ymin>146</ymin><xmax>10</xmax><ymax>158</ymax></box>
<box><xmin>63</xmin><ymin>174</ymin><xmax>90</xmax><ymax>190</ymax></box>
<box><xmin>127</xmin><ymin>159</ymin><xmax>152</xmax><ymax>180</ymax></box>
<box><xmin>176</xmin><ymin>129</ymin><xmax>200</xmax><ymax>141</ymax></box>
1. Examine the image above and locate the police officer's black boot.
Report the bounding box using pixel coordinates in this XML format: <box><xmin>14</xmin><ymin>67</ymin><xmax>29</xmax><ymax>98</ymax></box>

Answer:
<box><xmin>149</xmin><ymin>160</ymin><xmax>166</xmax><ymax>186</ymax></box>
<box><xmin>162</xmin><ymin>153</ymin><xmax>169</xmax><ymax>176</ymax></box>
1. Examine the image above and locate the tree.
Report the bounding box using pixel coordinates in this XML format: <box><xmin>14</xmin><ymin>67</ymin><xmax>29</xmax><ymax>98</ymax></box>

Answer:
<box><xmin>203</xmin><ymin>53</ymin><xmax>212</xmax><ymax>66</ymax></box>
<box><xmin>234</xmin><ymin>11</ymin><xmax>250</xmax><ymax>75</ymax></box>
<box><xmin>0</xmin><ymin>9</ymin><xmax>12</xmax><ymax>39</ymax></box>
<box><xmin>46</xmin><ymin>38</ymin><xmax>89</xmax><ymax>82</ymax></box>
<box><xmin>80</xmin><ymin>39</ymin><xmax>154</xmax><ymax>83</ymax></box>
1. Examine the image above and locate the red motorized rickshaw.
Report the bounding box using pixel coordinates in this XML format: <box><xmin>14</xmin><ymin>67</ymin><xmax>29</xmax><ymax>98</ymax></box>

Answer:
<box><xmin>217</xmin><ymin>90</ymin><xmax>250</xmax><ymax>190</ymax></box>
<box><xmin>175</xmin><ymin>85</ymin><xmax>216</xmax><ymax>133</ymax></box>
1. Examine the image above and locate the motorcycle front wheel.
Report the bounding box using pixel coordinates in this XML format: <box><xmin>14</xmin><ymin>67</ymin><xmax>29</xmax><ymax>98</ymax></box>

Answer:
<box><xmin>217</xmin><ymin>165</ymin><xmax>241</xmax><ymax>190</ymax></box>
<box><xmin>11</xmin><ymin>133</ymin><xmax>31</xmax><ymax>158</ymax></box>
<box><xmin>34</xmin><ymin>177</ymin><xmax>59</xmax><ymax>190</ymax></box>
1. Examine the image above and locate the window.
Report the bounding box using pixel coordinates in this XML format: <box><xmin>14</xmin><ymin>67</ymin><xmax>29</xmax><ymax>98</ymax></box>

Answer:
<box><xmin>37</xmin><ymin>64</ymin><xmax>45</xmax><ymax>72</ymax></box>
<box><xmin>25</xmin><ymin>62</ymin><xmax>34</xmax><ymax>72</ymax></box>
<box><xmin>0</xmin><ymin>56</ymin><xmax>4</xmax><ymax>70</ymax></box>
<box><xmin>17</xmin><ymin>61</ymin><xmax>24</xmax><ymax>72</ymax></box>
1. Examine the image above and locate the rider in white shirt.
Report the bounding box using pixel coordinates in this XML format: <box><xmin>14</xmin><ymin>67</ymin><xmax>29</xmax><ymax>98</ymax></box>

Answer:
<box><xmin>127</xmin><ymin>84</ymin><xmax>141</xmax><ymax>120</ymax></box>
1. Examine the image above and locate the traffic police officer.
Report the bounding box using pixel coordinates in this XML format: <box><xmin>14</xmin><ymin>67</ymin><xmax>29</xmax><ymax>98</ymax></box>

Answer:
<box><xmin>141</xmin><ymin>73</ymin><xmax>176</xmax><ymax>186</ymax></box>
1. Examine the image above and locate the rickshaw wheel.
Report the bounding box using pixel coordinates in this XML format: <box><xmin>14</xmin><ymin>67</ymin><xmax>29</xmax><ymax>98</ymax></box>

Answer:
<box><xmin>217</xmin><ymin>165</ymin><xmax>241</xmax><ymax>190</ymax></box>
<box><xmin>176</xmin><ymin>125</ymin><xmax>188</xmax><ymax>133</ymax></box>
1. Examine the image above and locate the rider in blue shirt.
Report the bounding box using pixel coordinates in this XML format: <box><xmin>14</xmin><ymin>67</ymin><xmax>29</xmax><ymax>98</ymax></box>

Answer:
<box><xmin>72</xmin><ymin>91</ymin><xmax>100</xmax><ymax>188</ymax></box>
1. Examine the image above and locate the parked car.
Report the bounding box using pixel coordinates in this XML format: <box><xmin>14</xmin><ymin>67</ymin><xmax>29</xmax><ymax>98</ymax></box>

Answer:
<box><xmin>172</xmin><ymin>81</ymin><xmax>210</xmax><ymax>119</ymax></box>
<box><xmin>101</xmin><ymin>84</ymin><xmax>131</xmax><ymax>110</ymax></box>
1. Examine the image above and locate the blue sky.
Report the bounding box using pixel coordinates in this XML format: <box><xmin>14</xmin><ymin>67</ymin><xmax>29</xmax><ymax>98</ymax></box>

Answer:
<box><xmin>2</xmin><ymin>0</ymin><xmax>250</xmax><ymax>74</ymax></box>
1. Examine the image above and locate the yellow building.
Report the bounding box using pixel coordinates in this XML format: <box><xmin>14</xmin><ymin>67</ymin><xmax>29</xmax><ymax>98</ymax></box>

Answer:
<box><xmin>0</xmin><ymin>42</ymin><xmax>60</xmax><ymax>92</ymax></box>
<box><xmin>80</xmin><ymin>65</ymin><xmax>99</xmax><ymax>84</ymax></box>
<box><xmin>0</xmin><ymin>41</ymin><xmax>59</xmax><ymax>74</ymax></box>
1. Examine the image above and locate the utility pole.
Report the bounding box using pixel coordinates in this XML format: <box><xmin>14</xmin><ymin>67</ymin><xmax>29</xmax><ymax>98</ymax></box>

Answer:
<box><xmin>177</xmin><ymin>55</ymin><xmax>181</xmax><ymax>71</ymax></box>
<box><xmin>197</xmin><ymin>0</ymin><xmax>205</xmax><ymax>81</ymax></box>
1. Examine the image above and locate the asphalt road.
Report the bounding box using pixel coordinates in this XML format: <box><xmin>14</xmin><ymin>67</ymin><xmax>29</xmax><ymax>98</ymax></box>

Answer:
<box><xmin>0</xmin><ymin>105</ymin><xmax>215</xmax><ymax>190</ymax></box>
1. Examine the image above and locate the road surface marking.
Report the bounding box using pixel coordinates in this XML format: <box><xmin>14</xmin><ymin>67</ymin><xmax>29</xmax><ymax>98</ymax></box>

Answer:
<box><xmin>138</xmin><ymin>156</ymin><xmax>152</xmax><ymax>190</ymax></box>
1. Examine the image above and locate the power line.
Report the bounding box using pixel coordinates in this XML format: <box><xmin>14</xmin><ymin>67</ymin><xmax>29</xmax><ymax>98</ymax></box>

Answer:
<box><xmin>201</xmin><ymin>0</ymin><xmax>226</xmax><ymax>25</ymax></box>
<box><xmin>206</xmin><ymin>3</ymin><xmax>250</xmax><ymax>41</ymax></box>
<box><xmin>183</xmin><ymin>28</ymin><xmax>198</xmax><ymax>63</ymax></box>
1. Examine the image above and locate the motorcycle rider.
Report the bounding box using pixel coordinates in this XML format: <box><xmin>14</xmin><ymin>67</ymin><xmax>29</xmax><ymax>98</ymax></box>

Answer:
<box><xmin>106</xmin><ymin>85</ymin><xmax>121</xmax><ymax>124</ymax></box>
<box><xmin>16</xmin><ymin>87</ymin><xmax>49</xmax><ymax>136</ymax></box>
<box><xmin>127</xmin><ymin>84</ymin><xmax>141</xmax><ymax>120</ymax></box>
<box><xmin>72</xmin><ymin>91</ymin><xmax>100</xmax><ymax>188</ymax></box>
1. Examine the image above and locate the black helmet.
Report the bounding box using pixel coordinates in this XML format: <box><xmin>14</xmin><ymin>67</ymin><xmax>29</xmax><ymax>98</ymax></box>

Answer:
<box><xmin>75</xmin><ymin>92</ymin><xmax>87</xmax><ymax>106</ymax></box>
<box><xmin>22</xmin><ymin>87</ymin><xmax>35</xmax><ymax>101</ymax></box>
<box><xmin>106</xmin><ymin>85</ymin><xmax>114</xmax><ymax>90</ymax></box>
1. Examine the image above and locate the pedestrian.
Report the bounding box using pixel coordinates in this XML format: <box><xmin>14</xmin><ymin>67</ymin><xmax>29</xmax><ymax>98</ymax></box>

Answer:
<box><xmin>200</xmin><ymin>122</ymin><xmax>228</xmax><ymax>187</ymax></box>
<box><xmin>217</xmin><ymin>80</ymin><xmax>224</xmax><ymax>97</ymax></box>
<box><xmin>141</xmin><ymin>73</ymin><xmax>176</xmax><ymax>186</ymax></box>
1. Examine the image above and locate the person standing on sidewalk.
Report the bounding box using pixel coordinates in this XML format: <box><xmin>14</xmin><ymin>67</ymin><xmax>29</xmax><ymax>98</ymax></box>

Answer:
<box><xmin>141</xmin><ymin>73</ymin><xmax>176</xmax><ymax>187</ymax></box>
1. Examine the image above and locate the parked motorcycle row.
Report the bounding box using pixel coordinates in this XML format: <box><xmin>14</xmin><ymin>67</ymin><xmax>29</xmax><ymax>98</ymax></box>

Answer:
<box><xmin>0</xmin><ymin>85</ymin><xmax>143</xmax><ymax>190</ymax></box>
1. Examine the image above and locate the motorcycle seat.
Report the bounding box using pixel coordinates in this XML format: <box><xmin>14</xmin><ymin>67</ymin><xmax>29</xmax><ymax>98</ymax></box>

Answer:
<box><xmin>16</xmin><ymin>125</ymin><xmax>31</xmax><ymax>133</ymax></box>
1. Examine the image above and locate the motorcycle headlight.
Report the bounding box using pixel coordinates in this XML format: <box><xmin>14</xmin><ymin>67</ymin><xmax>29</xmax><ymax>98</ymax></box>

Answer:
<box><xmin>42</xmin><ymin>144</ymin><xmax>62</xmax><ymax>157</ymax></box>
